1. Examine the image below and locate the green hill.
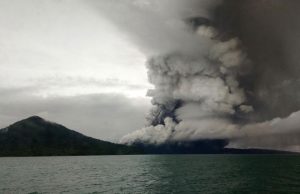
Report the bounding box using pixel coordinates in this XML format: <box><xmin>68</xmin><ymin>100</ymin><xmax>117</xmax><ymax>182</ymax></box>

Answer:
<box><xmin>0</xmin><ymin>116</ymin><xmax>142</xmax><ymax>156</ymax></box>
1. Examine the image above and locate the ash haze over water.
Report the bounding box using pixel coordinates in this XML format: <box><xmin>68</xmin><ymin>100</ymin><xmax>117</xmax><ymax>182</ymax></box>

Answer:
<box><xmin>93</xmin><ymin>0</ymin><xmax>300</xmax><ymax>152</ymax></box>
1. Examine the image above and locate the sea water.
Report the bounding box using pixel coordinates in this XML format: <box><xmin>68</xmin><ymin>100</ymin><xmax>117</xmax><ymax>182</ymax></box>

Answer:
<box><xmin>0</xmin><ymin>155</ymin><xmax>300</xmax><ymax>194</ymax></box>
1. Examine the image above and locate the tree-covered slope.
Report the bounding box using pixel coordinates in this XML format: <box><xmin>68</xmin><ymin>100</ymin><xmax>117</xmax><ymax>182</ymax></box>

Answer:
<box><xmin>0</xmin><ymin>116</ymin><xmax>142</xmax><ymax>156</ymax></box>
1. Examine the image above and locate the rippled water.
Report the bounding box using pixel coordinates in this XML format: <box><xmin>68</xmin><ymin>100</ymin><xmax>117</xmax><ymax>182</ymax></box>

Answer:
<box><xmin>0</xmin><ymin>155</ymin><xmax>300</xmax><ymax>193</ymax></box>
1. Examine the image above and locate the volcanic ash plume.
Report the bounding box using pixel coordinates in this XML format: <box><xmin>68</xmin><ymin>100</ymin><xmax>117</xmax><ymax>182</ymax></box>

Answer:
<box><xmin>121</xmin><ymin>25</ymin><xmax>253</xmax><ymax>144</ymax></box>
<box><xmin>95</xmin><ymin>0</ymin><xmax>300</xmax><ymax>151</ymax></box>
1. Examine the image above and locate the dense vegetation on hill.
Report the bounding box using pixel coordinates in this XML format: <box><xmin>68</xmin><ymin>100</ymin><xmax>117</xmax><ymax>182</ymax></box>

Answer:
<box><xmin>0</xmin><ymin>116</ymin><xmax>142</xmax><ymax>156</ymax></box>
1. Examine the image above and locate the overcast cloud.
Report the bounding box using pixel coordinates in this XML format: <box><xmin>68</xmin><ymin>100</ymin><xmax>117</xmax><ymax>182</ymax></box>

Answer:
<box><xmin>0</xmin><ymin>0</ymin><xmax>152</xmax><ymax>141</ymax></box>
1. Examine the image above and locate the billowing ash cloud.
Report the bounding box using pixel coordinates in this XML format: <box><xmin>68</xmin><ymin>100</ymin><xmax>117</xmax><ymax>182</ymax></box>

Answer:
<box><xmin>214</xmin><ymin>0</ymin><xmax>300</xmax><ymax>121</ymax></box>
<box><xmin>121</xmin><ymin>28</ymin><xmax>252</xmax><ymax>144</ymax></box>
<box><xmin>94</xmin><ymin>0</ymin><xmax>300</xmax><ymax>151</ymax></box>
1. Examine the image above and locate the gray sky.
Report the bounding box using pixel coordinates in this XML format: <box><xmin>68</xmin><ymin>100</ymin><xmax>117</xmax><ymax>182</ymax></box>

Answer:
<box><xmin>0</xmin><ymin>0</ymin><xmax>152</xmax><ymax>142</ymax></box>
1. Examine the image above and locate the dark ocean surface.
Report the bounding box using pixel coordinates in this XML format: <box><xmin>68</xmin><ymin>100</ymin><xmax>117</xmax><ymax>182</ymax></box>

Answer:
<box><xmin>0</xmin><ymin>155</ymin><xmax>300</xmax><ymax>194</ymax></box>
